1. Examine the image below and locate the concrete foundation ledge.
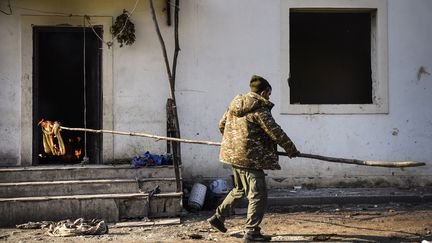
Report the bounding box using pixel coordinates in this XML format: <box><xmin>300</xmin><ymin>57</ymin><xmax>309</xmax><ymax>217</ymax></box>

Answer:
<box><xmin>0</xmin><ymin>192</ymin><xmax>183</xmax><ymax>227</ymax></box>
<box><xmin>266</xmin><ymin>187</ymin><xmax>432</xmax><ymax>206</ymax></box>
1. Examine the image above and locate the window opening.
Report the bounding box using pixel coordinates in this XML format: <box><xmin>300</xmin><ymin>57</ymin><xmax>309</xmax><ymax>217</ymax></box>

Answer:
<box><xmin>289</xmin><ymin>11</ymin><xmax>373</xmax><ymax>105</ymax></box>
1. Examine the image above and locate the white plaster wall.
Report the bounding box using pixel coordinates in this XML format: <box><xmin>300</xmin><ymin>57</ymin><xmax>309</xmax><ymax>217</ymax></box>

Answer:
<box><xmin>0</xmin><ymin>0</ymin><xmax>431</xmax><ymax>187</ymax></box>
<box><xmin>0</xmin><ymin>12</ymin><xmax>20</xmax><ymax>166</ymax></box>
<box><xmin>111</xmin><ymin>1</ymin><xmax>171</xmax><ymax>160</ymax></box>
<box><xmin>0</xmin><ymin>0</ymin><xmax>172</xmax><ymax>164</ymax></box>
<box><xmin>177</xmin><ymin>0</ymin><xmax>432</xmax><ymax>187</ymax></box>
<box><xmin>177</xmin><ymin>0</ymin><xmax>282</xmax><ymax>180</ymax></box>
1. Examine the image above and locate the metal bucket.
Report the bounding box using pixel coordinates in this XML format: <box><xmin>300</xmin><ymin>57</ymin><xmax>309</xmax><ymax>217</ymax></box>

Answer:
<box><xmin>188</xmin><ymin>183</ymin><xmax>207</xmax><ymax>210</ymax></box>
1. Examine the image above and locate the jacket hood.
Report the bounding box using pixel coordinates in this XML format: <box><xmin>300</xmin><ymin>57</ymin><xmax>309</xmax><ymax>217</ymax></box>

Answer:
<box><xmin>229</xmin><ymin>92</ymin><xmax>274</xmax><ymax>117</ymax></box>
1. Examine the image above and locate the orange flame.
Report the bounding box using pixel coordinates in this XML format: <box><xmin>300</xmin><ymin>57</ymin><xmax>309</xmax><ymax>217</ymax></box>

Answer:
<box><xmin>74</xmin><ymin>149</ymin><xmax>82</xmax><ymax>160</ymax></box>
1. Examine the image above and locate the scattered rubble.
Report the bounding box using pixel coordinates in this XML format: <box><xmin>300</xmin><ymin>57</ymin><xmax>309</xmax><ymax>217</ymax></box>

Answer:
<box><xmin>1</xmin><ymin>203</ymin><xmax>432</xmax><ymax>242</ymax></box>
<box><xmin>15</xmin><ymin>218</ymin><xmax>108</xmax><ymax>237</ymax></box>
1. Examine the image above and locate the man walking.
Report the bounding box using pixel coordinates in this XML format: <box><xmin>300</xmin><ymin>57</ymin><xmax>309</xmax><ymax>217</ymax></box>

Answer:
<box><xmin>207</xmin><ymin>75</ymin><xmax>299</xmax><ymax>242</ymax></box>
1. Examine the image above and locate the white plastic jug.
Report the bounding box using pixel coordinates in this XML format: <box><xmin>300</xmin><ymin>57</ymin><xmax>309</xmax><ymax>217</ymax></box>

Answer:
<box><xmin>209</xmin><ymin>179</ymin><xmax>230</xmax><ymax>194</ymax></box>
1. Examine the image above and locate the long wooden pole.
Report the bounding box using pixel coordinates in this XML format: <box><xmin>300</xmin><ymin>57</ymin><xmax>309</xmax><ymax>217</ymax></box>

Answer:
<box><xmin>277</xmin><ymin>152</ymin><xmax>425</xmax><ymax>168</ymax></box>
<box><xmin>59</xmin><ymin>126</ymin><xmax>425</xmax><ymax>168</ymax></box>
<box><xmin>60</xmin><ymin>126</ymin><xmax>221</xmax><ymax>146</ymax></box>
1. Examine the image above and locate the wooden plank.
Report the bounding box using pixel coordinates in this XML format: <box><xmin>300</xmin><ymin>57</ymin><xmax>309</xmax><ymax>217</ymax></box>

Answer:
<box><xmin>0</xmin><ymin>178</ymin><xmax>178</xmax><ymax>186</ymax></box>
<box><xmin>0</xmin><ymin>192</ymin><xmax>183</xmax><ymax>202</ymax></box>
<box><xmin>113</xmin><ymin>218</ymin><xmax>181</xmax><ymax>228</ymax></box>
<box><xmin>167</xmin><ymin>98</ymin><xmax>182</xmax><ymax>193</ymax></box>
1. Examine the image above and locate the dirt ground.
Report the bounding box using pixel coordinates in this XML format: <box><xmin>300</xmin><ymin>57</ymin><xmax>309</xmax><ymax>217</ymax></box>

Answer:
<box><xmin>1</xmin><ymin>203</ymin><xmax>432</xmax><ymax>243</ymax></box>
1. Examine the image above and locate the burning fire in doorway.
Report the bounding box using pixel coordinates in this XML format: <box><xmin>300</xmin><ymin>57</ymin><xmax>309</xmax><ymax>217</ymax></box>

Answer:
<box><xmin>38</xmin><ymin>127</ymin><xmax>85</xmax><ymax>164</ymax></box>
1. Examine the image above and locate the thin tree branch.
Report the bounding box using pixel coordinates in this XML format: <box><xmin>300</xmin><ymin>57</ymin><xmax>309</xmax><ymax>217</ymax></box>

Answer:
<box><xmin>149</xmin><ymin>0</ymin><xmax>182</xmax><ymax>169</ymax></box>
<box><xmin>171</xmin><ymin>0</ymin><xmax>180</xmax><ymax>86</ymax></box>
<box><xmin>0</xmin><ymin>0</ymin><xmax>12</xmax><ymax>15</ymax></box>
<box><xmin>170</xmin><ymin>0</ymin><xmax>182</xmax><ymax>168</ymax></box>
<box><xmin>166</xmin><ymin>0</ymin><xmax>171</xmax><ymax>26</ymax></box>
<box><xmin>149</xmin><ymin>0</ymin><xmax>174</xmax><ymax>95</ymax></box>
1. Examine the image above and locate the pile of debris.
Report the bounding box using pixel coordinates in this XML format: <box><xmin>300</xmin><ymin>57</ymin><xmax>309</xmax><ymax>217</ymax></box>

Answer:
<box><xmin>16</xmin><ymin>218</ymin><xmax>108</xmax><ymax>237</ymax></box>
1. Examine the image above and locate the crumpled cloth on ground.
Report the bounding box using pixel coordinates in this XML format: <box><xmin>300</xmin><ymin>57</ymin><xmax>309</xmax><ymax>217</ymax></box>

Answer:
<box><xmin>16</xmin><ymin>218</ymin><xmax>108</xmax><ymax>237</ymax></box>
<box><xmin>16</xmin><ymin>221</ymin><xmax>53</xmax><ymax>229</ymax></box>
<box><xmin>131</xmin><ymin>151</ymin><xmax>173</xmax><ymax>167</ymax></box>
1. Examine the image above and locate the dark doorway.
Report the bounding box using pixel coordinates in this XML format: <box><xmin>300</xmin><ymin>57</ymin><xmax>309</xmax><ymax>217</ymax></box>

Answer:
<box><xmin>289</xmin><ymin>11</ymin><xmax>373</xmax><ymax>104</ymax></box>
<box><xmin>32</xmin><ymin>26</ymin><xmax>102</xmax><ymax>165</ymax></box>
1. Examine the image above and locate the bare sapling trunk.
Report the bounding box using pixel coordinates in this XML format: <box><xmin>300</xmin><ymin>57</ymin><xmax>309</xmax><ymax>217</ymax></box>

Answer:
<box><xmin>149</xmin><ymin>0</ymin><xmax>182</xmax><ymax>191</ymax></box>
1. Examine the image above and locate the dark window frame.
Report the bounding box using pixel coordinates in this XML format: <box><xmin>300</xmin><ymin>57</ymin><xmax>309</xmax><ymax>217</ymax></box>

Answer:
<box><xmin>289</xmin><ymin>10</ymin><xmax>373</xmax><ymax>105</ymax></box>
<box><xmin>280</xmin><ymin>0</ymin><xmax>389</xmax><ymax>114</ymax></box>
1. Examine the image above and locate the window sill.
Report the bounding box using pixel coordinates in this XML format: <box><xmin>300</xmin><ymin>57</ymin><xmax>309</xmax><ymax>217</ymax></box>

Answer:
<box><xmin>280</xmin><ymin>103</ymin><xmax>388</xmax><ymax>115</ymax></box>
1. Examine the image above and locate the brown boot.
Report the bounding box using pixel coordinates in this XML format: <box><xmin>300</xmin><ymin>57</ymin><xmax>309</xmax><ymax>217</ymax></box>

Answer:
<box><xmin>207</xmin><ymin>215</ymin><xmax>227</xmax><ymax>233</ymax></box>
<box><xmin>243</xmin><ymin>232</ymin><xmax>272</xmax><ymax>242</ymax></box>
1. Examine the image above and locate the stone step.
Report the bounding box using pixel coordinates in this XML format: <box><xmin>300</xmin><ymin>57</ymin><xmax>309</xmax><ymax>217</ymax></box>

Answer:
<box><xmin>0</xmin><ymin>165</ymin><xmax>177</xmax><ymax>182</ymax></box>
<box><xmin>0</xmin><ymin>192</ymin><xmax>183</xmax><ymax>227</ymax></box>
<box><xmin>0</xmin><ymin>178</ymin><xmax>178</xmax><ymax>198</ymax></box>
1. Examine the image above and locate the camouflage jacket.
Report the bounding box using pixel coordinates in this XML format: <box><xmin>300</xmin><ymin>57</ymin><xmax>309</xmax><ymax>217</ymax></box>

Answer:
<box><xmin>219</xmin><ymin>92</ymin><xmax>298</xmax><ymax>170</ymax></box>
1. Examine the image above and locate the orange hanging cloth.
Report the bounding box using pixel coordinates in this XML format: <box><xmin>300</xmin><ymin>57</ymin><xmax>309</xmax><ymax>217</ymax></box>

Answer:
<box><xmin>38</xmin><ymin>119</ymin><xmax>66</xmax><ymax>156</ymax></box>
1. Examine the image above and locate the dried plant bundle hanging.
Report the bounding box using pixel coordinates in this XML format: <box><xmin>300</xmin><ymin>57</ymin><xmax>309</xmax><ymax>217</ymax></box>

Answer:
<box><xmin>111</xmin><ymin>9</ymin><xmax>136</xmax><ymax>47</ymax></box>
